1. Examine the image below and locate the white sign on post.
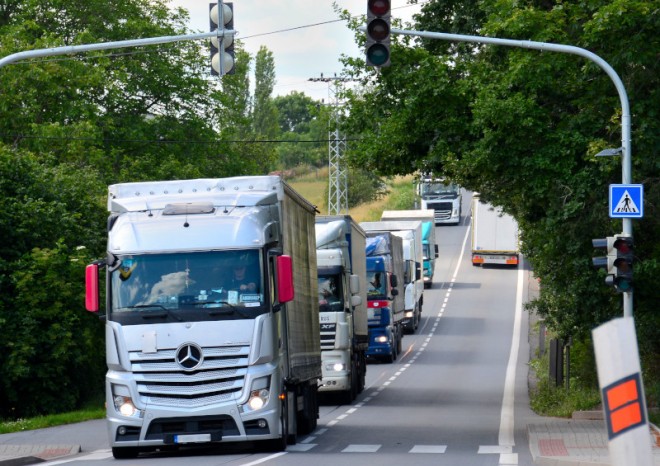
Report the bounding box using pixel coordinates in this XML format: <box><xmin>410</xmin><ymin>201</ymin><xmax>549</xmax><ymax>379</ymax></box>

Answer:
<box><xmin>592</xmin><ymin>317</ymin><xmax>653</xmax><ymax>466</ymax></box>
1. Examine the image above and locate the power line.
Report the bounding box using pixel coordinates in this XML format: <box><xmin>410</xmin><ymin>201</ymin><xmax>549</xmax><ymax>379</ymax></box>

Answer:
<box><xmin>0</xmin><ymin>133</ymin><xmax>361</xmax><ymax>145</ymax></box>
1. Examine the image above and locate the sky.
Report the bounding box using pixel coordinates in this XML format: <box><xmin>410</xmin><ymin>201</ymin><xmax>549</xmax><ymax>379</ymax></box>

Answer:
<box><xmin>168</xmin><ymin>0</ymin><xmax>424</xmax><ymax>101</ymax></box>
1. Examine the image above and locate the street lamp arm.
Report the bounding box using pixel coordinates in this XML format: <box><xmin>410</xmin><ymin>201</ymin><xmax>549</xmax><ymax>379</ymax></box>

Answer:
<box><xmin>0</xmin><ymin>30</ymin><xmax>231</xmax><ymax>69</ymax></box>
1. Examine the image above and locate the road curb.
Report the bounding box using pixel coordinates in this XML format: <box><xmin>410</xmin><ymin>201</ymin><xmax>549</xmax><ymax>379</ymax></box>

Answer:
<box><xmin>0</xmin><ymin>445</ymin><xmax>80</xmax><ymax>466</ymax></box>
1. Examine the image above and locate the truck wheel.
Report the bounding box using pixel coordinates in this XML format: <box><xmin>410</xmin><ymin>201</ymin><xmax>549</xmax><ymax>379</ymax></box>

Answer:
<box><xmin>297</xmin><ymin>383</ymin><xmax>318</xmax><ymax>434</ymax></box>
<box><xmin>357</xmin><ymin>354</ymin><xmax>366</xmax><ymax>393</ymax></box>
<box><xmin>265</xmin><ymin>395</ymin><xmax>291</xmax><ymax>452</ymax></box>
<box><xmin>112</xmin><ymin>447</ymin><xmax>140</xmax><ymax>459</ymax></box>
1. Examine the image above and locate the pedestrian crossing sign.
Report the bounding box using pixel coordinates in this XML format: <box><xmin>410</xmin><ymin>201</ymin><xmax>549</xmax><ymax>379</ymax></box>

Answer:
<box><xmin>609</xmin><ymin>184</ymin><xmax>643</xmax><ymax>218</ymax></box>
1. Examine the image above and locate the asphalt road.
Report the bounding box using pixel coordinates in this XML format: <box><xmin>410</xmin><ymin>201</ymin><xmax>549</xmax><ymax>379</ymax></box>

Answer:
<box><xmin>1</xmin><ymin>192</ymin><xmax>549</xmax><ymax>465</ymax></box>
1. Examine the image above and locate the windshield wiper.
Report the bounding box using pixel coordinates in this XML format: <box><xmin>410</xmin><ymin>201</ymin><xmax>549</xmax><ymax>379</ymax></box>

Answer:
<box><xmin>119</xmin><ymin>304</ymin><xmax>183</xmax><ymax>322</ymax></box>
<box><xmin>196</xmin><ymin>301</ymin><xmax>251</xmax><ymax>318</ymax></box>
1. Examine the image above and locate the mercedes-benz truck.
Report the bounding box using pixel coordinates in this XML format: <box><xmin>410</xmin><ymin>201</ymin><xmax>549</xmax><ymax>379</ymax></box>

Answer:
<box><xmin>85</xmin><ymin>176</ymin><xmax>321</xmax><ymax>458</ymax></box>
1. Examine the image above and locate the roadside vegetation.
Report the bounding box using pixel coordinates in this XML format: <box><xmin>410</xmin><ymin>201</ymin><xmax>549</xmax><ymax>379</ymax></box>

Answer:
<box><xmin>0</xmin><ymin>0</ymin><xmax>656</xmax><ymax>436</ymax></box>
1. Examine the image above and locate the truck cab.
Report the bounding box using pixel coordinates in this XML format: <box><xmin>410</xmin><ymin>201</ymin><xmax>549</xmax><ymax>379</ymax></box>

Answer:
<box><xmin>417</xmin><ymin>177</ymin><xmax>462</xmax><ymax>225</ymax></box>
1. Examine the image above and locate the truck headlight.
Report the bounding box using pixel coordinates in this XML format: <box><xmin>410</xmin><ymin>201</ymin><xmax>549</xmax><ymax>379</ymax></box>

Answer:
<box><xmin>242</xmin><ymin>376</ymin><xmax>271</xmax><ymax>413</ymax></box>
<box><xmin>375</xmin><ymin>335</ymin><xmax>389</xmax><ymax>343</ymax></box>
<box><xmin>325</xmin><ymin>363</ymin><xmax>346</xmax><ymax>372</ymax></box>
<box><xmin>111</xmin><ymin>385</ymin><xmax>143</xmax><ymax>419</ymax></box>
<box><xmin>405</xmin><ymin>311</ymin><xmax>414</xmax><ymax>318</ymax></box>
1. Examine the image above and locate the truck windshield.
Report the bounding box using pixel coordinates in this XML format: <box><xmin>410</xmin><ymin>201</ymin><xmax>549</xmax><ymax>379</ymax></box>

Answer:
<box><xmin>421</xmin><ymin>182</ymin><xmax>459</xmax><ymax>197</ymax></box>
<box><xmin>318</xmin><ymin>275</ymin><xmax>343</xmax><ymax>312</ymax></box>
<box><xmin>110</xmin><ymin>250</ymin><xmax>265</xmax><ymax>324</ymax></box>
<box><xmin>367</xmin><ymin>271</ymin><xmax>386</xmax><ymax>298</ymax></box>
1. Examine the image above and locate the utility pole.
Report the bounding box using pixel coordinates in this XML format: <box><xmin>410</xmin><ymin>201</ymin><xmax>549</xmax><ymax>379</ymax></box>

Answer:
<box><xmin>308</xmin><ymin>73</ymin><xmax>349</xmax><ymax>215</ymax></box>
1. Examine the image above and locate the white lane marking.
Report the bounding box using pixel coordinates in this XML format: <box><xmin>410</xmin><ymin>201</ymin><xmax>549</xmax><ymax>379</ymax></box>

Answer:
<box><xmin>240</xmin><ymin>452</ymin><xmax>288</xmax><ymax>465</ymax></box>
<box><xmin>342</xmin><ymin>444</ymin><xmax>381</xmax><ymax>453</ymax></box>
<box><xmin>409</xmin><ymin>445</ymin><xmax>448</xmax><ymax>454</ymax></box>
<box><xmin>500</xmin><ymin>452</ymin><xmax>519</xmax><ymax>464</ymax></box>
<box><xmin>478</xmin><ymin>445</ymin><xmax>512</xmax><ymax>454</ymax></box>
<box><xmin>286</xmin><ymin>444</ymin><xmax>316</xmax><ymax>452</ymax></box>
<box><xmin>498</xmin><ymin>266</ymin><xmax>524</xmax><ymax>448</ymax></box>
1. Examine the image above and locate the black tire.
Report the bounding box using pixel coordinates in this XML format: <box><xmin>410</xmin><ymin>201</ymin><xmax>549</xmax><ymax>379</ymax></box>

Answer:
<box><xmin>112</xmin><ymin>447</ymin><xmax>140</xmax><ymax>459</ymax></box>
<box><xmin>357</xmin><ymin>353</ymin><xmax>366</xmax><ymax>393</ymax></box>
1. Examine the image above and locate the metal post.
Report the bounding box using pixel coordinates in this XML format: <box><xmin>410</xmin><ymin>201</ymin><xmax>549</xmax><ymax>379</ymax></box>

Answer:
<box><xmin>0</xmin><ymin>30</ymin><xmax>231</xmax><ymax>69</ymax></box>
<box><xmin>308</xmin><ymin>74</ymin><xmax>349</xmax><ymax>215</ymax></box>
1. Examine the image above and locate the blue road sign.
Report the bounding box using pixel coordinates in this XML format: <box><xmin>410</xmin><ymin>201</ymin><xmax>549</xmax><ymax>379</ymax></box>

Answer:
<box><xmin>610</xmin><ymin>184</ymin><xmax>643</xmax><ymax>218</ymax></box>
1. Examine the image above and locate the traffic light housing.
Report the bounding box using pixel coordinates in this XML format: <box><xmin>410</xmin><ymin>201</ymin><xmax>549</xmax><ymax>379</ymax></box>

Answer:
<box><xmin>209</xmin><ymin>2</ymin><xmax>235</xmax><ymax>76</ymax></box>
<box><xmin>592</xmin><ymin>234</ymin><xmax>634</xmax><ymax>292</ymax></box>
<box><xmin>366</xmin><ymin>0</ymin><xmax>391</xmax><ymax>67</ymax></box>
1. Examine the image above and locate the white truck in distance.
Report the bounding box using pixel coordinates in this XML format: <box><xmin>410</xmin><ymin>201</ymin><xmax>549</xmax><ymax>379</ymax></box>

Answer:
<box><xmin>471</xmin><ymin>193</ymin><xmax>520</xmax><ymax>266</ymax></box>
<box><xmin>315</xmin><ymin>216</ymin><xmax>368</xmax><ymax>404</ymax></box>
<box><xmin>85</xmin><ymin>176</ymin><xmax>321</xmax><ymax>458</ymax></box>
<box><xmin>417</xmin><ymin>176</ymin><xmax>462</xmax><ymax>225</ymax></box>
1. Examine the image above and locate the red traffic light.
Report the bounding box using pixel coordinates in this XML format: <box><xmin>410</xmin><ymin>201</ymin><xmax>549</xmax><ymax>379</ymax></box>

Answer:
<box><xmin>368</xmin><ymin>0</ymin><xmax>390</xmax><ymax>16</ymax></box>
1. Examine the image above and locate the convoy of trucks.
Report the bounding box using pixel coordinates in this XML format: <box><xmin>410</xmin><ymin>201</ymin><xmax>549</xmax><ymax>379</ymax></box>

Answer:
<box><xmin>85</xmin><ymin>176</ymin><xmax>322</xmax><ymax>458</ymax></box>
<box><xmin>380</xmin><ymin>210</ymin><xmax>438</xmax><ymax>289</ymax></box>
<box><xmin>83</xmin><ymin>173</ymin><xmax>451</xmax><ymax>454</ymax></box>
<box><xmin>471</xmin><ymin>193</ymin><xmax>520</xmax><ymax>266</ymax></box>
<box><xmin>314</xmin><ymin>215</ymin><xmax>368</xmax><ymax>404</ymax></box>
<box><xmin>416</xmin><ymin>175</ymin><xmax>463</xmax><ymax>225</ymax></box>
<box><xmin>361</xmin><ymin>221</ymin><xmax>424</xmax><ymax>334</ymax></box>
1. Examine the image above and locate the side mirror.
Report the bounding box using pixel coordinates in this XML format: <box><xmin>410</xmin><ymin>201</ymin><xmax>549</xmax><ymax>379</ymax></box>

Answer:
<box><xmin>350</xmin><ymin>295</ymin><xmax>362</xmax><ymax>308</ymax></box>
<box><xmin>349</xmin><ymin>274</ymin><xmax>360</xmax><ymax>295</ymax></box>
<box><xmin>391</xmin><ymin>289</ymin><xmax>399</xmax><ymax>297</ymax></box>
<box><xmin>434</xmin><ymin>245</ymin><xmax>439</xmax><ymax>258</ymax></box>
<box><xmin>390</xmin><ymin>274</ymin><xmax>398</xmax><ymax>288</ymax></box>
<box><xmin>276</xmin><ymin>255</ymin><xmax>294</xmax><ymax>304</ymax></box>
<box><xmin>85</xmin><ymin>264</ymin><xmax>100</xmax><ymax>313</ymax></box>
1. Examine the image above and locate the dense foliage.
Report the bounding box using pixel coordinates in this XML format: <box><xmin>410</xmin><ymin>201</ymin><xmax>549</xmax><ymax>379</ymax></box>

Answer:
<box><xmin>0</xmin><ymin>0</ymin><xmax>335</xmax><ymax>418</ymax></box>
<box><xmin>339</xmin><ymin>0</ymin><xmax>658</xmax><ymax>403</ymax></box>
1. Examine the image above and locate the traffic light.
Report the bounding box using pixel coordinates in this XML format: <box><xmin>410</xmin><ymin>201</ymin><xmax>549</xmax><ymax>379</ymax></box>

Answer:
<box><xmin>209</xmin><ymin>2</ymin><xmax>235</xmax><ymax>76</ymax></box>
<box><xmin>366</xmin><ymin>0</ymin><xmax>391</xmax><ymax>67</ymax></box>
<box><xmin>609</xmin><ymin>235</ymin><xmax>634</xmax><ymax>292</ymax></box>
<box><xmin>592</xmin><ymin>234</ymin><xmax>634</xmax><ymax>292</ymax></box>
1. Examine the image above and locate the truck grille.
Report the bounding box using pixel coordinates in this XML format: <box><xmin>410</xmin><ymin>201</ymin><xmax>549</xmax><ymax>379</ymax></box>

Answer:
<box><xmin>320</xmin><ymin>323</ymin><xmax>336</xmax><ymax>351</ymax></box>
<box><xmin>129</xmin><ymin>345</ymin><xmax>249</xmax><ymax>408</ymax></box>
<box><xmin>426</xmin><ymin>201</ymin><xmax>453</xmax><ymax>220</ymax></box>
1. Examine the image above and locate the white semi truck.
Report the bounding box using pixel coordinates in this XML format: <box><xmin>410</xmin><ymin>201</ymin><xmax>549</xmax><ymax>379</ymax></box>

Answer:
<box><xmin>85</xmin><ymin>176</ymin><xmax>322</xmax><ymax>458</ymax></box>
<box><xmin>471</xmin><ymin>193</ymin><xmax>520</xmax><ymax>266</ymax></box>
<box><xmin>380</xmin><ymin>210</ymin><xmax>438</xmax><ymax>288</ymax></box>
<box><xmin>360</xmin><ymin>220</ymin><xmax>424</xmax><ymax>334</ymax></box>
<box><xmin>416</xmin><ymin>175</ymin><xmax>462</xmax><ymax>225</ymax></box>
<box><xmin>315</xmin><ymin>216</ymin><xmax>368</xmax><ymax>404</ymax></box>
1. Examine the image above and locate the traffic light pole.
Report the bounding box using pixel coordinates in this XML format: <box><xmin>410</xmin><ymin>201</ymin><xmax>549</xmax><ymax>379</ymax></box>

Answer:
<box><xmin>378</xmin><ymin>27</ymin><xmax>633</xmax><ymax>317</ymax></box>
<box><xmin>0</xmin><ymin>30</ymin><xmax>233</xmax><ymax>70</ymax></box>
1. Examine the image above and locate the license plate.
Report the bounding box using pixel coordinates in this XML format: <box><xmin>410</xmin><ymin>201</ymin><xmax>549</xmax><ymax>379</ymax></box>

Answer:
<box><xmin>173</xmin><ymin>433</ymin><xmax>212</xmax><ymax>444</ymax></box>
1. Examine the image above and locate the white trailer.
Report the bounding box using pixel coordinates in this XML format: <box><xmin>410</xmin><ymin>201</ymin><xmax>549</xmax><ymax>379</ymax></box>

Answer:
<box><xmin>380</xmin><ymin>210</ymin><xmax>438</xmax><ymax>288</ymax></box>
<box><xmin>85</xmin><ymin>176</ymin><xmax>321</xmax><ymax>457</ymax></box>
<box><xmin>360</xmin><ymin>220</ymin><xmax>424</xmax><ymax>333</ymax></box>
<box><xmin>315</xmin><ymin>216</ymin><xmax>368</xmax><ymax>404</ymax></box>
<box><xmin>471</xmin><ymin>194</ymin><xmax>520</xmax><ymax>266</ymax></box>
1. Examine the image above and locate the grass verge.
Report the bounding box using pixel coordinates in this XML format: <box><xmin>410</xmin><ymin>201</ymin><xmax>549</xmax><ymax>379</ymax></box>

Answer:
<box><xmin>0</xmin><ymin>405</ymin><xmax>105</xmax><ymax>434</ymax></box>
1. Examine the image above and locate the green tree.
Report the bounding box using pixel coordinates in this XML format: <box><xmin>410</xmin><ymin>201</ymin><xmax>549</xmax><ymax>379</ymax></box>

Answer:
<box><xmin>340</xmin><ymin>0</ymin><xmax>659</xmax><ymax>399</ymax></box>
<box><xmin>273</xmin><ymin>92</ymin><xmax>330</xmax><ymax>169</ymax></box>
<box><xmin>0</xmin><ymin>0</ymin><xmax>273</xmax><ymax>418</ymax></box>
